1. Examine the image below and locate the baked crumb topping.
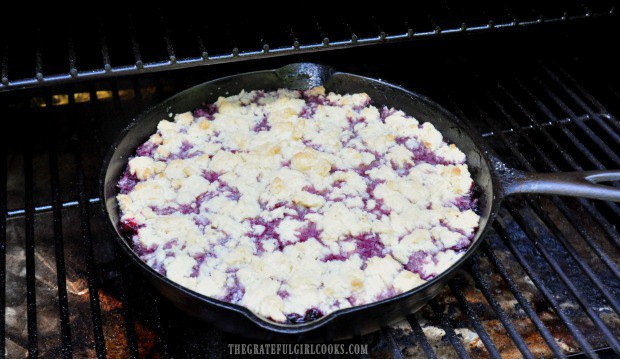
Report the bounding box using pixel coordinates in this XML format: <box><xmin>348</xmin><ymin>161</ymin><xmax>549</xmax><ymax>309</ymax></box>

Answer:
<box><xmin>117</xmin><ymin>86</ymin><xmax>480</xmax><ymax>323</ymax></box>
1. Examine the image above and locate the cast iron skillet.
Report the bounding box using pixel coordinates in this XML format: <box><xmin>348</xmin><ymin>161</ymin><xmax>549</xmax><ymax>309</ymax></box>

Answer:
<box><xmin>101</xmin><ymin>63</ymin><xmax>620</xmax><ymax>341</ymax></box>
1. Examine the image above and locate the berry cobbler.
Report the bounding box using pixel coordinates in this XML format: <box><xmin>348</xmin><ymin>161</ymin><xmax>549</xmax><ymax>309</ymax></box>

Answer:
<box><xmin>117</xmin><ymin>86</ymin><xmax>480</xmax><ymax>323</ymax></box>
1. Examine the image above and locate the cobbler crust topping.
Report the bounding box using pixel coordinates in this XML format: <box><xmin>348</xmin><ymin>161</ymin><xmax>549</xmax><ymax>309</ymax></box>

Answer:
<box><xmin>117</xmin><ymin>86</ymin><xmax>480</xmax><ymax>323</ymax></box>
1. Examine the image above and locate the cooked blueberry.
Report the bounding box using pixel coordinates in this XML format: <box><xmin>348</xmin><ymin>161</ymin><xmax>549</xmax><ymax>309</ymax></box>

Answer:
<box><xmin>304</xmin><ymin>309</ymin><xmax>323</xmax><ymax>321</ymax></box>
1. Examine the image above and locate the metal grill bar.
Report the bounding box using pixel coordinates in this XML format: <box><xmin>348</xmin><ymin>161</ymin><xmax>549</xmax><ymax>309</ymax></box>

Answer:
<box><xmin>447</xmin><ymin>95</ymin><xmax>594</xmax><ymax>357</ymax></box>
<box><xmin>1</xmin><ymin>49</ymin><xmax>8</xmax><ymax>86</ymax></box>
<box><xmin>49</xmin><ymin>136</ymin><xmax>73</xmax><ymax>358</ymax></box>
<box><xmin>428</xmin><ymin>299</ymin><xmax>470</xmax><ymax>358</ymax></box>
<box><xmin>522</xmin><ymin>197</ymin><xmax>620</xmax><ymax>301</ymax></box>
<box><xmin>406</xmin><ymin>316</ymin><xmax>437</xmax><ymax>358</ymax></box>
<box><xmin>510</xmin><ymin>79</ymin><xmax>620</xmax><ymax>219</ymax></box>
<box><xmin>541</xmin><ymin>65</ymin><xmax>620</xmax><ymax>141</ymax></box>
<box><xmin>23</xmin><ymin>150</ymin><xmax>38</xmax><ymax>358</ymax></box>
<box><xmin>536</xmin><ymin>78</ymin><xmax>620</xmax><ymax>165</ymax></box>
<box><xmin>381</xmin><ymin>327</ymin><xmax>404</xmax><ymax>359</ymax></box>
<box><xmin>555</xmin><ymin>70</ymin><xmax>620</xmax><ymax>132</ymax></box>
<box><xmin>493</xmin><ymin>223</ymin><xmax>600</xmax><ymax>359</ymax></box>
<box><xmin>480</xmin><ymin>245</ymin><xmax>567</xmax><ymax>358</ymax></box>
<box><xmin>5</xmin><ymin>198</ymin><xmax>101</xmax><ymax>218</ymax></box>
<box><xmin>0</xmin><ymin>7</ymin><xmax>613</xmax><ymax>92</ymax></box>
<box><xmin>82</xmin><ymin>84</ymin><xmax>142</xmax><ymax>358</ymax></box>
<box><xmin>68</xmin><ymin>39</ymin><xmax>78</xmax><ymax>78</ymax></box>
<box><xmin>93</xmin><ymin>78</ymin><xmax>183</xmax><ymax>356</ymax></box>
<box><xmin>115</xmin><ymin>249</ymin><xmax>139</xmax><ymax>359</ymax></box>
<box><xmin>0</xmin><ymin>142</ymin><xmax>6</xmax><ymax>358</ymax></box>
<box><xmin>74</xmin><ymin>141</ymin><xmax>107</xmax><ymax>358</ymax></box>
<box><xmin>480</xmin><ymin>113</ymin><xmax>596</xmax><ymax>137</ymax></box>
<box><xmin>468</xmin><ymin>86</ymin><xmax>620</xmax><ymax>354</ymax></box>
<box><xmin>35</xmin><ymin>42</ymin><xmax>43</xmax><ymax>83</ymax></box>
<box><xmin>468</xmin><ymin>255</ymin><xmax>535</xmax><ymax>359</ymax></box>
<box><xmin>472</xmin><ymin>90</ymin><xmax>620</xmax><ymax>353</ymax></box>
<box><xmin>159</xmin><ymin>14</ymin><xmax>177</xmax><ymax>64</ymax></box>
<box><xmin>128</xmin><ymin>16</ymin><xmax>144</xmax><ymax>70</ymax></box>
<box><xmin>515</xmin><ymin>80</ymin><xmax>605</xmax><ymax>169</ymax></box>
<box><xmin>506</xmin><ymin>203</ymin><xmax>620</xmax><ymax>354</ymax></box>
<box><xmin>452</xmin><ymin>91</ymin><xmax>619</xmax><ymax>357</ymax></box>
<box><xmin>99</xmin><ymin>22</ymin><xmax>112</xmax><ymax>73</ymax></box>
<box><xmin>503</xmin><ymin>83</ymin><xmax>620</xmax><ymax>242</ymax></box>
<box><xmin>445</xmin><ymin>98</ymin><xmax>582</xmax><ymax>358</ymax></box>
<box><xmin>151</xmin><ymin>294</ymin><xmax>170</xmax><ymax>358</ymax></box>
<box><xmin>197</xmin><ymin>35</ymin><xmax>208</xmax><ymax>60</ymax></box>
<box><xmin>448</xmin><ymin>281</ymin><xmax>503</xmax><ymax>358</ymax></box>
<box><xmin>487</xmin><ymin>93</ymin><xmax>620</xmax><ymax>276</ymax></box>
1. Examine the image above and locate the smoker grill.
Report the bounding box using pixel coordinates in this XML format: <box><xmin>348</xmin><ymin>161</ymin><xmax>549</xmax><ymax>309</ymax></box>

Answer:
<box><xmin>1</xmin><ymin>4</ymin><xmax>619</xmax><ymax>358</ymax></box>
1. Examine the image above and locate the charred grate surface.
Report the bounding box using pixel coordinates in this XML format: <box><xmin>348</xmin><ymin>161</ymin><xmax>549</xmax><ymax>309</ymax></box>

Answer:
<box><xmin>0</xmin><ymin>2</ymin><xmax>616</xmax><ymax>92</ymax></box>
<box><xmin>0</xmin><ymin>21</ymin><xmax>618</xmax><ymax>358</ymax></box>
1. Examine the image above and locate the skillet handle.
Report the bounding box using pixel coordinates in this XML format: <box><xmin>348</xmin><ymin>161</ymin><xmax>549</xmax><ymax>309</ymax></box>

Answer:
<box><xmin>502</xmin><ymin>169</ymin><xmax>620</xmax><ymax>202</ymax></box>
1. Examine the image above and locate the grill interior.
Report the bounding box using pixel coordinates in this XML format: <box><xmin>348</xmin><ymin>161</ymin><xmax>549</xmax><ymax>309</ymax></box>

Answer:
<box><xmin>0</xmin><ymin>2</ymin><xmax>616</xmax><ymax>91</ymax></box>
<box><xmin>0</xmin><ymin>12</ymin><xmax>619</xmax><ymax>359</ymax></box>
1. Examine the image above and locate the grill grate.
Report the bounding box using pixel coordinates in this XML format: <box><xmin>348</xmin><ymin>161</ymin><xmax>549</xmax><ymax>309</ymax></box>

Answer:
<box><xmin>0</xmin><ymin>20</ymin><xmax>619</xmax><ymax>358</ymax></box>
<box><xmin>0</xmin><ymin>2</ymin><xmax>616</xmax><ymax>92</ymax></box>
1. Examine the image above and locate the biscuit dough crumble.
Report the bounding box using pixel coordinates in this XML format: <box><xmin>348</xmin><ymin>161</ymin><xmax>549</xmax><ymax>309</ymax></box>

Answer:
<box><xmin>117</xmin><ymin>86</ymin><xmax>480</xmax><ymax>323</ymax></box>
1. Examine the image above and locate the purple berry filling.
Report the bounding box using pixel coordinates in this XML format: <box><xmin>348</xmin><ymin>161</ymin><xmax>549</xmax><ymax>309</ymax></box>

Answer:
<box><xmin>394</xmin><ymin>137</ymin><xmax>454</xmax><ymax>166</ymax></box>
<box><xmin>194</xmin><ymin>103</ymin><xmax>218</xmax><ymax>120</ymax></box>
<box><xmin>168</xmin><ymin>141</ymin><xmax>202</xmax><ymax>160</ymax></box>
<box><xmin>253</xmin><ymin>116</ymin><xmax>270</xmax><ymax>132</ymax></box>
<box><xmin>322</xmin><ymin>253</ymin><xmax>348</xmax><ymax>262</ymax></box>
<box><xmin>132</xmin><ymin>241</ymin><xmax>157</xmax><ymax>257</ymax></box>
<box><xmin>297</xmin><ymin>222</ymin><xmax>321</xmax><ymax>243</ymax></box>
<box><xmin>202</xmin><ymin>170</ymin><xmax>220</xmax><ymax>182</ymax></box>
<box><xmin>120</xmin><ymin>218</ymin><xmax>141</xmax><ymax>235</ymax></box>
<box><xmin>117</xmin><ymin>88</ymin><xmax>480</xmax><ymax>324</ymax></box>
<box><xmin>223</xmin><ymin>276</ymin><xmax>245</xmax><ymax>303</ymax></box>
<box><xmin>404</xmin><ymin>251</ymin><xmax>433</xmax><ymax>280</ymax></box>
<box><xmin>118</xmin><ymin>170</ymin><xmax>139</xmax><ymax>194</ymax></box>
<box><xmin>136</xmin><ymin>141</ymin><xmax>157</xmax><ymax>157</ymax></box>
<box><xmin>285</xmin><ymin>308</ymin><xmax>324</xmax><ymax>324</ymax></box>
<box><xmin>380</xmin><ymin>107</ymin><xmax>398</xmax><ymax>120</ymax></box>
